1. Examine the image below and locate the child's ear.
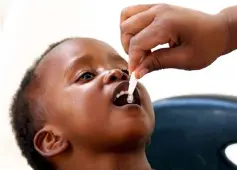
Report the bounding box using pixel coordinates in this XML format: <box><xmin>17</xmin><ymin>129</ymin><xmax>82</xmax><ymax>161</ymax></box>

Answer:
<box><xmin>33</xmin><ymin>127</ymin><xmax>69</xmax><ymax>157</ymax></box>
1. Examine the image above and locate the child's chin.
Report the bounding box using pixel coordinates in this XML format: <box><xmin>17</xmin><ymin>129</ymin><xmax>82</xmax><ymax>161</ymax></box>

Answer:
<box><xmin>114</xmin><ymin>122</ymin><xmax>153</xmax><ymax>144</ymax></box>
<box><xmin>114</xmin><ymin>131</ymin><xmax>152</xmax><ymax>150</ymax></box>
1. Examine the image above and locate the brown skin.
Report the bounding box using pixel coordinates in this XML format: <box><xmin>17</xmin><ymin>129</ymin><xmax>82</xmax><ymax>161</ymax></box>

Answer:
<box><xmin>32</xmin><ymin>38</ymin><xmax>155</xmax><ymax>170</ymax></box>
<box><xmin>120</xmin><ymin>4</ymin><xmax>237</xmax><ymax>78</ymax></box>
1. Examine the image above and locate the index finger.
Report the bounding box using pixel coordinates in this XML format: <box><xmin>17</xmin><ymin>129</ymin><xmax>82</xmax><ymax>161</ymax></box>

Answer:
<box><xmin>120</xmin><ymin>4</ymin><xmax>155</xmax><ymax>24</ymax></box>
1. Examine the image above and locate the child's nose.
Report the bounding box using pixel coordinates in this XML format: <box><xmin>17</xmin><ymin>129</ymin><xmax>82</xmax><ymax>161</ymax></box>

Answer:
<box><xmin>103</xmin><ymin>69</ymin><xmax>129</xmax><ymax>84</ymax></box>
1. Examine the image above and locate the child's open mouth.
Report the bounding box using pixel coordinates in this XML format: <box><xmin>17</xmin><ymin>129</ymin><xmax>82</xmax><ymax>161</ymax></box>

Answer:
<box><xmin>112</xmin><ymin>81</ymin><xmax>141</xmax><ymax>107</ymax></box>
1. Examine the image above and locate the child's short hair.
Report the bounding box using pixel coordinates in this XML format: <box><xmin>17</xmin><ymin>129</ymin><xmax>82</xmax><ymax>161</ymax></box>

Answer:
<box><xmin>10</xmin><ymin>38</ymin><xmax>74</xmax><ymax>170</ymax></box>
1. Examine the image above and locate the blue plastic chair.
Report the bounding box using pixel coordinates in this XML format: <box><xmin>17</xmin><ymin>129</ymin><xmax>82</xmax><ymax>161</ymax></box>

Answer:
<box><xmin>147</xmin><ymin>95</ymin><xmax>237</xmax><ymax>170</ymax></box>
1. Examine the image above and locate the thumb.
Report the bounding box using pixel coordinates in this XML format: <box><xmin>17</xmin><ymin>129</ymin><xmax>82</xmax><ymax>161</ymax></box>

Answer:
<box><xmin>135</xmin><ymin>46</ymin><xmax>189</xmax><ymax>78</ymax></box>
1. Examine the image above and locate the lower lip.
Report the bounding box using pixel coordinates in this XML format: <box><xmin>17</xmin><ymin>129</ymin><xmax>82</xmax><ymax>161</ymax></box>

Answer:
<box><xmin>113</xmin><ymin>104</ymin><xmax>144</xmax><ymax>117</ymax></box>
<box><xmin>113</xmin><ymin>103</ymin><xmax>142</xmax><ymax>109</ymax></box>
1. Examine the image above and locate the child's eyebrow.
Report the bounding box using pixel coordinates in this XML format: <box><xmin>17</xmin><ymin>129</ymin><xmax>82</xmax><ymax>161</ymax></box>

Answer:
<box><xmin>65</xmin><ymin>54</ymin><xmax>93</xmax><ymax>78</ymax></box>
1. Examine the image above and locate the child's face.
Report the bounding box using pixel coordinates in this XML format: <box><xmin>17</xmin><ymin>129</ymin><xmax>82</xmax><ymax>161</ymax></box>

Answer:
<box><xmin>34</xmin><ymin>38</ymin><xmax>155</xmax><ymax>152</ymax></box>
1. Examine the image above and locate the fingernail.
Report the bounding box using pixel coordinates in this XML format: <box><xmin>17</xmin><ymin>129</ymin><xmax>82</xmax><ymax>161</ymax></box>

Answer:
<box><xmin>138</xmin><ymin>68</ymin><xmax>148</xmax><ymax>78</ymax></box>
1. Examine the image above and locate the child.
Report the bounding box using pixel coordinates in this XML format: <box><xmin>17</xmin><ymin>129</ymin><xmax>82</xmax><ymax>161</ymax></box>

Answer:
<box><xmin>10</xmin><ymin>37</ymin><xmax>155</xmax><ymax>170</ymax></box>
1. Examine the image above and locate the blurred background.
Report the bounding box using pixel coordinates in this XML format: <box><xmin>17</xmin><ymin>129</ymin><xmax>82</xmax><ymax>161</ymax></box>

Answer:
<box><xmin>0</xmin><ymin>0</ymin><xmax>237</xmax><ymax>169</ymax></box>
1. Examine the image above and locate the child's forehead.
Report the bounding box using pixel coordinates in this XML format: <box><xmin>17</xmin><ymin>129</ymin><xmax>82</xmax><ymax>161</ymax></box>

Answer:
<box><xmin>49</xmin><ymin>38</ymin><xmax>126</xmax><ymax>62</ymax></box>
<box><xmin>36</xmin><ymin>38</ymin><xmax>127</xmax><ymax>77</ymax></box>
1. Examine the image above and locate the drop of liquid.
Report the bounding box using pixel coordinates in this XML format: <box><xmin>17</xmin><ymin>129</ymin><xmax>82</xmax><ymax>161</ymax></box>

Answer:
<box><xmin>127</xmin><ymin>94</ymin><xmax>133</xmax><ymax>103</ymax></box>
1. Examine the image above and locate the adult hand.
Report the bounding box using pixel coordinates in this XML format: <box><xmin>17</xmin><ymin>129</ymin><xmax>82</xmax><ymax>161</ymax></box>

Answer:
<box><xmin>120</xmin><ymin>4</ymin><xmax>230</xmax><ymax>78</ymax></box>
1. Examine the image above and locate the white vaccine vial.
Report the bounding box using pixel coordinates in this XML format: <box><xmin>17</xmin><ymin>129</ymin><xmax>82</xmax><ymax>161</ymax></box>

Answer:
<box><xmin>127</xmin><ymin>72</ymin><xmax>138</xmax><ymax>103</ymax></box>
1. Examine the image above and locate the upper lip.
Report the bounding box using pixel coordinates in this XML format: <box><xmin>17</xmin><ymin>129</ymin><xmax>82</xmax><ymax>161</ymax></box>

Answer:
<box><xmin>112</xmin><ymin>81</ymin><xmax>130</xmax><ymax>102</ymax></box>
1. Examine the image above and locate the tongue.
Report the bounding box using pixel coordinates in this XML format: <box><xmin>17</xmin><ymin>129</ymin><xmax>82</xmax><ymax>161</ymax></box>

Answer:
<box><xmin>114</xmin><ymin>94</ymin><xmax>134</xmax><ymax>106</ymax></box>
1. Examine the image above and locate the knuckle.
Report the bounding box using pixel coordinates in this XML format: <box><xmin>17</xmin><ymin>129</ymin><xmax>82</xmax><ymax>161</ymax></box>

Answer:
<box><xmin>121</xmin><ymin>7</ymin><xmax>128</xmax><ymax>18</ymax></box>
<box><xmin>159</xmin><ymin>3</ymin><xmax>170</xmax><ymax>10</ymax></box>
<box><xmin>151</xmin><ymin>57</ymin><xmax>162</xmax><ymax>70</ymax></box>
<box><xmin>153</xmin><ymin>3</ymin><xmax>171</xmax><ymax>11</ymax></box>
<box><xmin>121</xmin><ymin>5</ymin><xmax>135</xmax><ymax>18</ymax></box>
<box><xmin>120</xmin><ymin>22</ymin><xmax>126</xmax><ymax>33</ymax></box>
<box><xmin>129</xmin><ymin>36</ymin><xmax>141</xmax><ymax>50</ymax></box>
<box><xmin>152</xmin><ymin>6</ymin><xmax>175</xmax><ymax>29</ymax></box>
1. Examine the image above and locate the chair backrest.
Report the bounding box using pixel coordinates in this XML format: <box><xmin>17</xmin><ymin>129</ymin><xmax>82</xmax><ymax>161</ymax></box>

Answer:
<box><xmin>146</xmin><ymin>95</ymin><xmax>237</xmax><ymax>170</ymax></box>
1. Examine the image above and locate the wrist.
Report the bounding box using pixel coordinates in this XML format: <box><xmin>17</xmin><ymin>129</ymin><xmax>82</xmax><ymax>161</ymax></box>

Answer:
<box><xmin>219</xmin><ymin>6</ymin><xmax>237</xmax><ymax>54</ymax></box>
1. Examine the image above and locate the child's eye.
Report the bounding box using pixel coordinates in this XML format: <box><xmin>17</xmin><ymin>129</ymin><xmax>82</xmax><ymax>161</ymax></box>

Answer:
<box><xmin>77</xmin><ymin>72</ymin><xmax>95</xmax><ymax>82</ymax></box>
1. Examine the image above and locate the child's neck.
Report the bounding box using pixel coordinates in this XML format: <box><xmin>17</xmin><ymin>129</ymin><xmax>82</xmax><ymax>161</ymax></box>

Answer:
<box><xmin>57</xmin><ymin>147</ymin><xmax>152</xmax><ymax>170</ymax></box>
